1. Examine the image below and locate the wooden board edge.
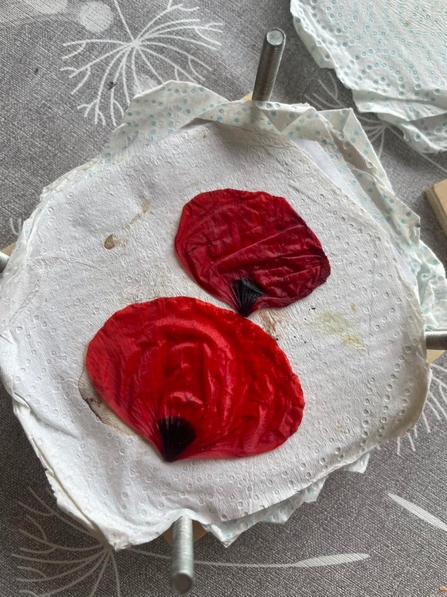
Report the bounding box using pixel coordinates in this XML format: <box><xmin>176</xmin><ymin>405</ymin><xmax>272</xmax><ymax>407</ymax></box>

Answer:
<box><xmin>425</xmin><ymin>187</ymin><xmax>447</xmax><ymax>237</ymax></box>
<box><xmin>1</xmin><ymin>243</ymin><xmax>15</xmax><ymax>256</ymax></box>
<box><xmin>427</xmin><ymin>349</ymin><xmax>444</xmax><ymax>363</ymax></box>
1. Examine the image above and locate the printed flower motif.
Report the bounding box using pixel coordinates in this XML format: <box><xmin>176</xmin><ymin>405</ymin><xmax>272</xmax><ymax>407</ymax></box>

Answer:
<box><xmin>175</xmin><ymin>189</ymin><xmax>331</xmax><ymax>317</ymax></box>
<box><xmin>86</xmin><ymin>297</ymin><xmax>305</xmax><ymax>462</ymax></box>
<box><xmin>61</xmin><ymin>0</ymin><xmax>222</xmax><ymax>125</ymax></box>
<box><xmin>390</xmin><ymin>493</ymin><xmax>447</xmax><ymax>531</ymax></box>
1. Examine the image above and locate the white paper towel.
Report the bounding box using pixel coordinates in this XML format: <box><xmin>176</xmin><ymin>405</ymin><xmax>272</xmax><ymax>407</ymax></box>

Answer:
<box><xmin>291</xmin><ymin>0</ymin><xmax>447</xmax><ymax>154</ymax></box>
<box><xmin>0</xmin><ymin>108</ymin><xmax>429</xmax><ymax>548</ymax></box>
<box><xmin>98</xmin><ymin>84</ymin><xmax>447</xmax><ymax>332</ymax></box>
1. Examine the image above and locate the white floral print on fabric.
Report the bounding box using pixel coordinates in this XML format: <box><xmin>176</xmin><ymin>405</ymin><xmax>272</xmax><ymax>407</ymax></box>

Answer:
<box><xmin>61</xmin><ymin>0</ymin><xmax>222</xmax><ymax>125</ymax></box>
<box><xmin>389</xmin><ymin>493</ymin><xmax>447</xmax><ymax>533</ymax></box>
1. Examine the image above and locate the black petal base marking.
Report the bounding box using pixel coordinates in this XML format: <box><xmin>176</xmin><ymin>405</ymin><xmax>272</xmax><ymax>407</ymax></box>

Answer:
<box><xmin>233</xmin><ymin>277</ymin><xmax>264</xmax><ymax>317</ymax></box>
<box><xmin>157</xmin><ymin>416</ymin><xmax>196</xmax><ymax>462</ymax></box>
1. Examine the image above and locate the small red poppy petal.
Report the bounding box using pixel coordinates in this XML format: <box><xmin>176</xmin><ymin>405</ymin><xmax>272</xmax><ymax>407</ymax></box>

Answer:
<box><xmin>175</xmin><ymin>189</ymin><xmax>331</xmax><ymax>316</ymax></box>
<box><xmin>86</xmin><ymin>297</ymin><xmax>304</xmax><ymax>462</ymax></box>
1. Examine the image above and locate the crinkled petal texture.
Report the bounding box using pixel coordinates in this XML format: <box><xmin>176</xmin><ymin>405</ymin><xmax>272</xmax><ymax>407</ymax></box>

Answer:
<box><xmin>175</xmin><ymin>189</ymin><xmax>331</xmax><ymax>316</ymax></box>
<box><xmin>86</xmin><ymin>297</ymin><xmax>304</xmax><ymax>462</ymax></box>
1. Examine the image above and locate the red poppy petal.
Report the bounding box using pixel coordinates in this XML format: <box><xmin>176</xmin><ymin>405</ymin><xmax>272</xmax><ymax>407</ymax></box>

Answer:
<box><xmin>86</xmin><ymin>297</ymin><xmax>304</xmax><ymax>462</ymax></box>
<box><xmin>175</xmin><ymin>189</ymin><xmax>331</xmax><ymax>316</ymax></box>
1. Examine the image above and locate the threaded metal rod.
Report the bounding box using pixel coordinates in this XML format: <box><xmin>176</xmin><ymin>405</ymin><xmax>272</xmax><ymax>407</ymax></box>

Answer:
<box><xmin>171</xmin><ymin>517</ymin><xmax>194</xmax><ymax>594</ymax></box>
<box><xmin>0</xmin><ymin>252</ymin><xmax>9</xmax><ymax>274</ymax></box>
<box><xmin>425</xmin><ymin>331</ymin><xmax>447</xmax><ymax>350</ymax></box>
<box><xmin>252</xmin><ymin>29</ymin><xmax>286</xmax><ymax>102</ymax></box>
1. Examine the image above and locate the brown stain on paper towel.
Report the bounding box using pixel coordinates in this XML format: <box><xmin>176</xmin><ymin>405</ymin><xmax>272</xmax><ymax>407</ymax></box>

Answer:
<box><xmin>259</xmin><ymin>311</ymin><xmax>280</xmax><ymax>340</ymax></box>
<box><xmin>104</xmin><ymin>234</ymin><xmax>119</xmax><ymax>249</ymax></box>
<box><xmin>103</xmin><ymin>199</ymin><xmax>151</xmax><ymax>250</ymax></box>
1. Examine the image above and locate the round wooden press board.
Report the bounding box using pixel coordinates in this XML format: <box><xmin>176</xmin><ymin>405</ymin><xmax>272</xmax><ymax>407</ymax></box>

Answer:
<box><xmin>0</xmin><ymin>122</ymin><xmax>429</xmax><ymax>548</ymax></box>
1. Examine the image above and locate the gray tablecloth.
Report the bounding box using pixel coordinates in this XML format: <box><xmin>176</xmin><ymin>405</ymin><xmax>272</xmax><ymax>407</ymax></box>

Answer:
<box><xmin>1</xmin><ymin>1</ymin><xmax>447</xmax><ymax>595</ymax></box>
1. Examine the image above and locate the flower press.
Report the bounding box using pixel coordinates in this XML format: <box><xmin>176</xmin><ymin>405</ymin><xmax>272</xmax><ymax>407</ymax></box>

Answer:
<box><xmin>1</xmin><ymin>30</ymin><xmax>446</xmax><ymax>595</ymax></box>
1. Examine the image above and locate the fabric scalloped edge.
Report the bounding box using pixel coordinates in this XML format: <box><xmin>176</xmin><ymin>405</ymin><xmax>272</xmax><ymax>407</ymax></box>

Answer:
<box><xmin>1</xmin><ymin>80</ymin><xmax>444</xmax><ymax>547</ymax></box>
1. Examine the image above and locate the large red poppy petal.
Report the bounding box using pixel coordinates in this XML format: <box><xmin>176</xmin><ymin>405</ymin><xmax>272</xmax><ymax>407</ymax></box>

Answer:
<box><xmin>175</xmin><ymin>189</ymin><xmax>331</xmax><ymax>316</ymax></box>
<box><xmin>86</xmin><ymin>297</ymin><xmax>304</xmax><ymax>462</ymax></box>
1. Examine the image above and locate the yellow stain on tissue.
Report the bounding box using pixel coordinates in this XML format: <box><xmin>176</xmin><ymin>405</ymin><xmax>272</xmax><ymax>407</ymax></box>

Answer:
<box><xmin>104</xmin><ymin>199</ymin><xmax>151</xmax><ymax>250</ymax></box>
<box><xmin>335</xmin><ymin>425</ymin><xmax>349</xmax><ymax>436</ymax></box>
<box><xmin>343</xmin><ymin>334</ymin><xmax>365</xmax><ymax>349</ymax></box>
<box><xmin>309</xmin><ymin>310</ymin><xmax>365</xmax><ymax>349</ymax></box>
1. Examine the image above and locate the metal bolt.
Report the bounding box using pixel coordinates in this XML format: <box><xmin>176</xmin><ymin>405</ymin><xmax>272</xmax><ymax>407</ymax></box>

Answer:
<box><xmin>171</xmin><ymin>517</ymin><xmax>194</xmax><ymax>594</ymax></box>
<box><xmin>252</xmin><ymin>29</ymin><xmax>286</xmax><ymax>102</ymax></box>
<box><xmin>425</xmin><ymin>330</ymin><xmax>447</xmax><ymax>350</ymax></box>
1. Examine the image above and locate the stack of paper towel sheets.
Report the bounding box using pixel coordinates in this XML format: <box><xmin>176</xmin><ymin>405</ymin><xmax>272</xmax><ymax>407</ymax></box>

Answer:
<box><xmin>0</xmin><ymin>82</ymin><xmax>445</xmax><ymax>549</ymax></box>
<box><xmin>291</xmin><ymin>0</ymin><xmax>447</xmax><ymax>154</ymax></box>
